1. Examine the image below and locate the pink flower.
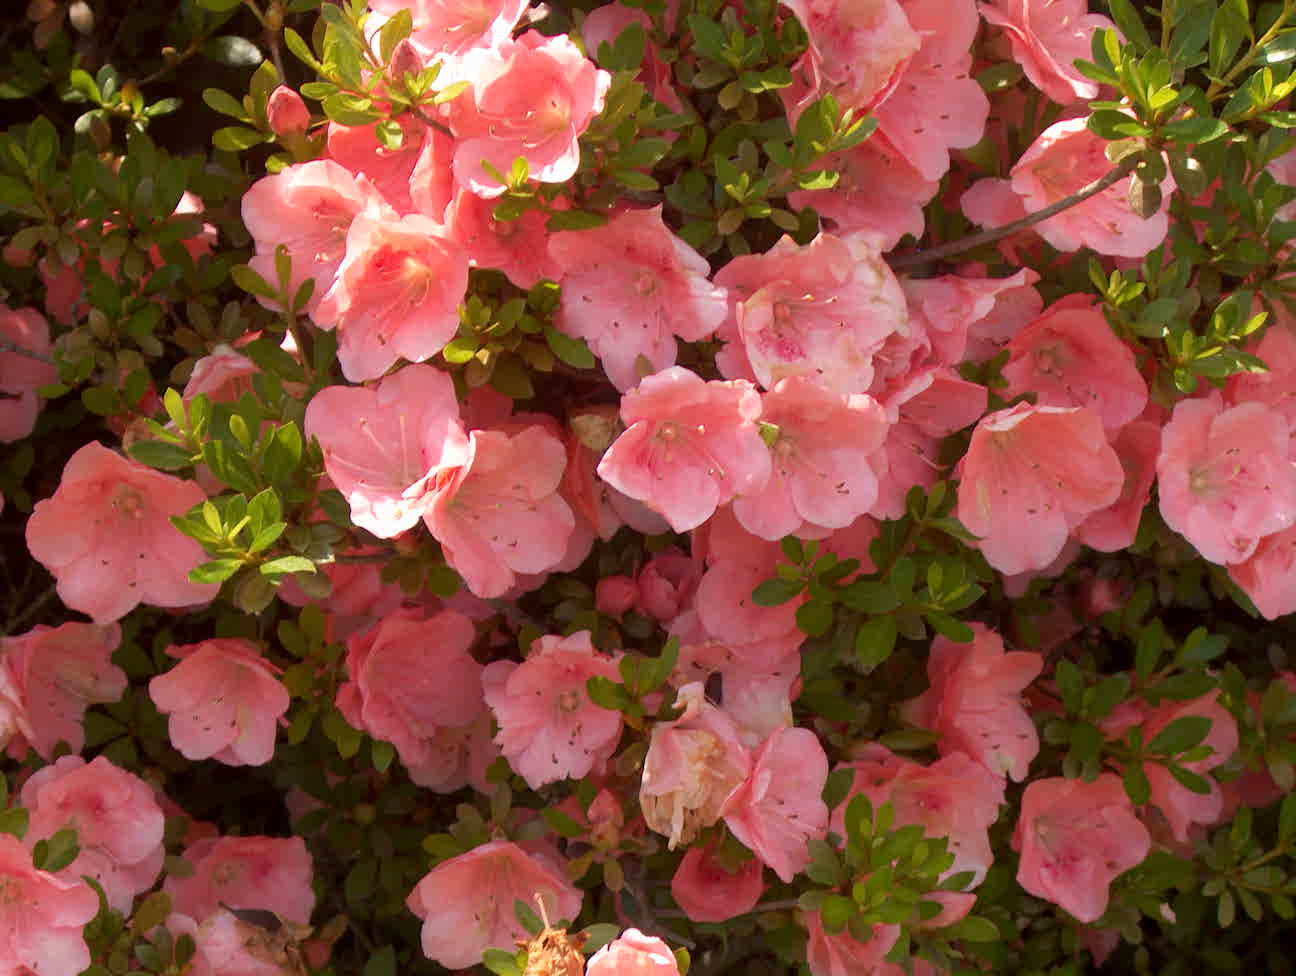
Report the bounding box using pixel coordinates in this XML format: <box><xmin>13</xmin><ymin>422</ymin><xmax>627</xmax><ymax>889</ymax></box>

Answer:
<box><xmin>1156</xmin><ymin>392</ymin><xmax>1296</xmax><ymax>564</ymax></box>
<box><xmin>0</xmin><ymin>621</ymin><xmax>124</xmax><ymax>759</ymax></box>
<box><xmin>804</xmin><ymin>911</ymin><xmax>899</xmax><ymax>976</ymax></box>
<box><xmin>1229</xmin><ymin>522</ymin><xmax>1296</xmax><ymax>619</ymax></box>
<box><xmin>957</xmin><ymin>403</ymin><xmax>1124</xmax><ymax>574</ymax></box>
<box><xmin>586</xmin><ymin>929</ymin><xmax>681</xmax><ymax>976</ymax></box>
<box><xmin>406</xmin><ymin>840</ymin><xmax>582</xmax><ymax>969</ymax></box>
<box><xmin>313</xmin><ymin>209</ymin><xmax>470</xmax><ymax>382</ymax></box>
<box><xmin>963</xmin><ymin>118</ymin><xmax>1173</xmax><ymax>257</ymax></box>
<box><xmin>305</xmin><ymin>364</ymin><xmax>469</xmax><ymax>538</ymax></box>
<box><xmin>26</xmin><ymin>441</ymin><xmax>219</xmax><ymax>622</ymax></box>
<box><xmin>0</xmin><ymin>305</ymin><xmax>57</xmax><ymax>442</ymax></box>
<box><xmin>1003</xmin><ymin>296</ymin><xmax>1148</xmax><ymax>431</ymax></box>
<box><xmin>733</xmin><ymin>376</ymin><xmax>889</xmax><ymax>540</ymax></box>
<box><xmin>1227</xmin><ymin>319</ymin><xmax>1296</xmax><ymax>437</ymax></box>
<box><xmin>448</xmin><ymin>32</ymin><xmax>610</xmax><ymax>195</ymax></box>
<box><xmin>640</xmin><ymin>683</ymin><xmax>752</xmax><ymax>848</ymax></box>
<box><xmin>148</xmin><ymin>638</ymin><xmax>289</xmax><ymax>767</ymax></box>
<box><xmin>182</xmin><ymin>344</ymin><xmax>261</xmax><ymax>404</ymax></box>
<box><xmin>597</xmin><ymin>366</ymin><xmax>771</xmax><ymax>532</ymax></box>
<box><xmin>596</xmin><ymin>575</ymin><xmax>639</xmax><ymax>616</ymax></box>
<box><xmin>1138</xmin><ymin>692</ymin><xmax>1239</xmax><ymax>843</ymax></box>
<box><xmin>0</xmin><ymin>833</ymin><xmax>98</xmax><ymax>976</ymax></box>
<box><xmin>368</xmin><ymin>0</ymin><xmax>529</xmax><ymax>58</ymax></box>
<box><xmin>1075</xmin><ymin>418</ymin><xmax>1161</xmax><ymax>553</ymax></box>
<box><xmin>670</xmin><ymin>840</ymin><xmax>765</xmax><ymax>923</ymax></box>
<box><xmin>444</xmin><ymin>187</ymin><xmax>560</xmax><ymax>288</ymax></box>
<box><xmin>481</xmin><ymin>630</ymin><xmax>623</xmax><ymax>788</ymax></box>
<box><xmin>327</xmin><ymin>116</ymin><xmax>455</xmax><ymax>218</ymax></box>
<box><xmin>900</xmin><ymin>268</ymin><xmax>1041</xmax><ymax>369</ymax></box>
<box><xmin>426</xmin><ymin>424</ymin><xmax>575</xmax><ymax>598</ymax></box>
<box><xmin>165</xmin><ymin>836</ymin><xmax>315</xmax><ymax>925</ymax></box>
<box><xmin>241</xmin><ymin>159</ymin><xmax>382</xmax><ymax>314</ymax></box>
<box><xmin>20</xmin><ymin>755</ymin><xmax>165</xmax><ymax>913</ymax></box>
<box><xmin>981</xmin><ymin>0</ymin><xmax>1118</xmax><ymax>105</ymax></box>
<box><xmin>715</xmin><ymin>233</ymin><xmax>908</xmax><ymax>395</ymax></box>
<box><xmin>549</xmin><ymin>207</ymin><xmax>728</xmax><ymax>392</ymax></box>
<box><xmin>1013</xmin><ymin>774</ymin><xmax>1151</xmax><ymax>922</ymax></box>
<box><xmin>901</xmin><ymin>623</ymin><xmax>1043</xmax><ymax>781</ymax></box>
<box><xmin>721</xmin><ymin>727</ymin><xmax>830</xmax><ymax>882</ymax></box>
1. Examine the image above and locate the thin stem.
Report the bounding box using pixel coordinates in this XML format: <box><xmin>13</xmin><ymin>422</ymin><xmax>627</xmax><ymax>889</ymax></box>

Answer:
<box><xmin>889</xmin><ymin>154</ymin><xmax>1142</xmax><ymax>271</ymax></box>
<box><xmin>4</xmin><ymin>584</ymin><xmax>57</xmax><ymax>636</ymax></box>
<box><xmin>0</xmin><ymin>339</ymin><xmax>56</xmax><ymax>365</ymax></box>
<box><xmin>1207</xmin><ymin>0</ymin><xmax>1296</xmax><ymax>101</ymax></box>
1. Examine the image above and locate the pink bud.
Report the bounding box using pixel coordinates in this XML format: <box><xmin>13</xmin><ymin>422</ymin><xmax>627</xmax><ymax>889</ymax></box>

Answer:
<box><xmin>596</xmin><ymin>575</ymin><xmax>638</xmax><ymax>617</ymax></box>
<box><xmin>389</xmin><ymin>38</ymin><xmax>424</xmax><ymax>79</ymax></box>
<box><xmin>1078</xmin><ymin>576</ymin><xmax>1128</xmax><ymax>617</ymax></box>
<box><xmin>267</xmin><ymin>85</ymin><xmax>310</xmax><ymax>137</ymax></box>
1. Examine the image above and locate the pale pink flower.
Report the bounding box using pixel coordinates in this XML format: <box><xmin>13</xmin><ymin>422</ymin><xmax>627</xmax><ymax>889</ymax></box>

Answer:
<box><xmin>1003</xmin><ymin>296</ymin><xmax>1148</xmax><ymax>431</ymax></box>
<box><xmin>448</xmin><ymin>32</ymin><xmax>610</xmax><ymax>195</ymax></box>
<box><xmin>21</xmin><ymin>755</ymin><xmax>165</xmax><ymax>912</ymax></box>
<box><xmin>165</xmin><ymin>836</ymin><xmax>315</xmax><ymax>925</ymax></box>
<box><xmin>26</xmin><ymin>441</ymin><xmax>219</xmax><ymax>622</ymax></box>
<box><xmin>313</xmin><ymin>209</ymin><xmax>470</xmax><ymax>382</ymax></box>
<box><xmin>586</xmin><ymin>929</ymin><xmax>681</xmax><ymax>976</ymax></box>
<box><xmin>598</xmin><ymin>366</ymin><xmax>770</xmax><ymax>532</ymax></box>
<box><xmin>670</xmin><ymin>839</ymin><xmax>765</xmax><ymax>923</ymax></box>
<box><xmin>1229</xmin><ymin>522</ymin><xmax>1296</xmax><ymax>619</ymax></box>
<box><xmin>1013</xmin><ymin>774</ymin><xmax>1151</xmax><ymax>922</ymax></box>
<box><xmin>902</xmin><ymin>624</ymin><xmax>1042</xmax><ymax>781</ymax></box>
<box><xmin>957</xmin><ymin>403</ymin><xmax>1124</xmax><ymax>574</ymax></box>
<box><xmin>981</xmin><ymin>0</ymin><xmax>1118</xmax><ymax>105</ymax></box>
<box><xmin>444</xmin><ymin>187</ymin><xmax>560</xmax><ymax>287</ymax></box>
<box><xmin>733</xmin><ymin>377</ymin><xmax>888</xmax><ymax>540</ymax></box>
<box><xmin>182</xmin><ymin>344</ymin><xmax>260</xmax><ymax>404</ymax></box>
<box><xmin>481</xmin><ymin>630</ymin><xmax>623</xmax><ymax>788</ymax></box>
<box><xmin>1226</xmin><ymin>320</ymin><xmax>1296</xmax><ymax>439</ymax></box>
<box><xmin>549</xmin><ymin>207</ymin><xmax>728</xmax><ymax>392</ymax></box>
<box><xmin>407</xmin><ymin>840</ymin><xmax>582</xmax><ymax>969</ymax></box>
<box><xmin>304</xmin><ymin>364</ymin><xmax>469</xmax><ymax>538</ymax></box>
<box><xmin>963</xmin><ymin>118</ymin><xmax>1173</xmax><ymax>257</ymax></box>
<box><xmin>148</xmin><ymin>638</ymin><xmax>289</xmax><ymax>767</ymax></box>
<box><xmin>962</xmin><ymin>269</ymin><xmax>1046</xmax><ymax>361</ymax></box>
<box><xmin>780</xmin><ymin>0</ymin><xmax>920</xmax><ymax>116</ymax></box>
<box><xmin>426</xmin><ymin>424</ymin><xmax>575</xmax><ymax>598</ymax></box>
<box><xmin>0</xmin><ymin>833</ymin><xmax>99</xmax><ymax>976</ymax></box>
<box><xmin>872</xmin><ymin>0</ymin><xmax>988</xmax><ymax>182</ymax></box>
<box><xmin>641</xmin><ymin>683</ymin><xmax>752</xmax><ymax>849</ymax></box>
<box><xmin>1156</xmin><ymin>392</ymin><xmax>1296</xmax><ymax>564</ymax></box>
<box><xmin>692</xmin><ymin>540</ymin><xmax>807</xmax><ymax>672</ymax></box>
<box><xmin>721</xmin><ymin>726</ymin><xmax>830</xmax><ymax>882</ymax></box>
<box><xmin>241</xmin><ymin>159</ymin><xmax>382</xmax><ymax>314</ymax></box>
<box><xmin>636</xmin><ymin>548</ymin><xmax>702</xmax><ymax>623</ymax></box>
<box><xmin>804</xmin><ymin>911</ymin><xmax>899</xmax><ymax>976</ymax></box>
<box><xmin>900</xmin><ymin>268</ymin><xmax>1041</xmax><ymax>368</ymax></box>
<box><xmin>0</xmin><ymin>621</ymin><xmax>124</xmax><ymax>759</ymax></box>
<box><xmin>0</xmin><ymin>306</ymin><xmax>57</xmax><ymax>442</ymax></box>
<box><xmin>368</xmin><ymin>0</ymin><xmax>529</xmax><ymax>58</ymax></box>
<box><xmin>715</xmin><ymin>233</ymin><xmax>908</xmax><ymax>395</ymax></box>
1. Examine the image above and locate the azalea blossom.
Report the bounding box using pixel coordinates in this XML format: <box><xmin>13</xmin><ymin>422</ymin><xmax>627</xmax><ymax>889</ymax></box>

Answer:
<box><xmin>0</xmin><ymin>305</ymin><xmax>57</xmax><ymax>442</ymax></box>
<box><xmin>0</xmin><ymin>834</ymin><xmax>99</xmax><ymax>976</ymax></box>
<box><xmin>981</xmin><ymin>0</ymin><xmax>1118</xmax><ymax>105</ymax></box>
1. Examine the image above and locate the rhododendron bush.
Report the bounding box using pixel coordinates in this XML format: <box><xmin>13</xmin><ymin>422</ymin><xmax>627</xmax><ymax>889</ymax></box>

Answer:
<box><xmin>7</xmin><ymin>0</ymin><xmax>1296</xmax><ymax>973</ymax></box>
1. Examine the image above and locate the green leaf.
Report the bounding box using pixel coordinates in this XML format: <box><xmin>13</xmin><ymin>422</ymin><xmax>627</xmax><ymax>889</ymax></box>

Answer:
<box><xmin>363</xmin><ymin>947</ymin><xmax>397</xmax><ymax>976</ymax></box>
<box><xmin>481</xmin><ymin>948</ymin><xmax>523</xmax><ymax>976</ymax></box>
<box><xmin>541</xmin><ymin>808</ymin><xmax>586</xmax><ymax>839</ymax></box>
<box><xmin>823</xmin><ymin>766</ymin><xmax>856</xmax><ymax>810</ymax></box>
<box><xmin>752</xmin><ymin>578</ymin><xmax>804</xmax><ymax>606</ymax></box>
<box><xmin>855</xmin><ymin>616</ymin><xmax>898</xmax><ymax>674</ymax></box>
<box><xmin>1124</xmin><ymin>761</ymin><xmax>1152</xmax><ymax>805</ymax></box>
<box><xmin>925</xmin><ymin>612</ymin><xmax>973</xmax><ymax>643</ymax></box>
<box><xmin>1280</xmin><ymin>791</ymin><xmax>1296</xmax><ymax>845</ymax></box>
<box><xmin>1106</xmin><ymin>0</ymin><xmax>1154</xmax><ymax>51</ymax></box>
<box><xmin>191</xmin><ymin>559</ymin><xmax>245</xmax><ymax>584</ymax></box>
<box><xmin>839</xmin><ymin>580</ymin><xmax>899</xmax><ymax>614</ymax></box>
<box><xmin>1168</xmin><ymin>763</ymin><xmax>1212</xmax><ymax>794</ymax></box>
<box><xmin>1055</xmin><ymin>658</ymin><xmax>1085</xmax><ymax>713</ymax></box>
<box><xmin>946</xmin><ymin>915</ymin><xmax>1001</xmax><ymax>943</ymax></box>
<box><xmin>1148</xmin><ymin>715</ymin><xmax>1212</xmax><ymax>755</ymax></box>
<box><xmin>36</xmin><ymin>827</ymin><xmax>81</xmax><ymax>872</ymax></box>
<box><xmin>1163</xmin><ymin>114</ymin><xmax>1230</xmax><ymax>144</ymax></box>
<box><xmin>586</xmin><ymin>675</ymin><xmax>632</xmax><ymax>711</ymax></box>
<box><xmin>1135</xmin><ymin>619</ymin><xmax>1165</xmax><ymax>679</ymax></box>
<box><xmin>260</xmin><ymin>556</ymin><xmax>317</xmax><ymax>576</ymax></box>
<box><xmin>213</xmin><ymin>126</ymin><xmax>266</xmax><ymax>152</ymax></box>
<box><xmin>0</xmin><ymin>807</ymin><xmax>29</xmax><ymax>839</ymax></box>
<box><xmin>204</xmin><ymin>36</ymin><xmax>264</xmax><ymax>68</ymax></box>
<box><xmin>128</xmin><ymin>440</ymin><xmax>194</xmax><ymax>471</ymax></box>
<box><xmin>1209</xmin><ymin>4</ymin><xmax>1250</xmax><ymax>79</ymax></box>
<box><xmin>543</xmin><ymin>325</ymin><xmax>596</xmax><ymax>369</ymax></box>
<box><xmin>202</xmin><ymin>87</ymin><xmax>248</xmax><ymax>121</ymax></box>
<box><xmin>796</xmin><ymin>600</ymin><xmax>834</xmax><ymax>637</ymax></box>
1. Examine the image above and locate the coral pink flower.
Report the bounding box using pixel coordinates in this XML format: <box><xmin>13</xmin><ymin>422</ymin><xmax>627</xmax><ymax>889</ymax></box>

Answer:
<box><xmin>426</xmin><ymin>424</ymin><xmax>575</xmax><ymax>598</ymax></box>
<box><xmin>1075</xmin><ymin>419</ymin><xmax>1161</xmax><ymax>553</ymax></box>
<box><xmin>900</xmin><ymin>268</ymin><xmax>1041</xmax><ymax>369</ymax></box>
<box><xmin>0</xmin><ymin>834</ymin><xmax>99</xmax><ymax>976</ymax></box>
<box><xmin>1156</xmin><ymin>392</ymin><xmax>1296</xmax><ymax>564</ymax></box>
<box><xmin>1013</xmin><ymin>774</ymin><xmax>1151</xmax><ymax>923</ymax></box>
<box><xmin>692</xmin><ymin>546</ymin><xmax>807</xmax><ymax>672</ymax></box>
<box><xmin>0</xmin><ymin>621</ymin><xmax>124</xmax><ymax>760</ymax></box>
<box><xmin>981</xmin><ymin>0</ymin><xmax>1117</xmax><ymax>105</ymax></box>
<box><xmin>448</xmin><ymin>32</ymin><xmax>610</xmax><ymax>195</ymax></box>
<box><xmin>804</xmin><ymin>911</ymin><xmax>899</xmax><ymax>976</ymax></box>
<box><xmin>962</xmin><ymin>118</ymin><xmax>1173</xmax><ymax>257</ymax></box>
<box><xmin>962</xmin><ymin>269</ymin><xmax>1047</xmax><ymax>361</ymax></box>
<box><xmin>957</xmin><ymin>402</ymin><xmax>1124</xmax><ymax>574</ymax></box>
<box><xmin>481</xmin><ymin>630</ymin><xmax>623</xmax><ymax>788</ymax></box>
<box><xmin>327</xmin><ymin>117</ymin><xmax>454</xmax><ymax>217</ymax></box>
<box><xmin>715</xmin><ymin>233</ymin><xmax>909</xmax><ymax>395</ymax></box>
<box><xmin>1003</xmin><ymin>296</ymin><xmax>1148</xmax><ymax>431</ymax></box>
<box><xmin>166</xmin><ymin>836</ymin><xmax>315</xmax><ymax>925</ymax></box>
<box><xmin>182</xmin><ymin>344</ymin><xmax>260</xmax><ymax>404</ymax></box>
<box><xmin>636</xmin><ymin>548</ymin><xmax>702</xmax><ymax>623</ymax></box>
<box><xmin>241</xmin><ymin>159</ymin><xmax>382</xmax><ymax>314</ymax></box>
<box><xmin>1138</xmin><ymin>692</ymin><xmax>1239</xmax><ymax>843</ymax></box>
<box><xmin>780</xmin><ymin>0</ymin><xmax>919</xmax><ymax>116</ymax></box>
<box><xmin>407</xmin><ymin>840</ymin><xmax>582</xmax><ymax>969</ymax></box>
<box><xmin>1227</xmin><ymin>320</ymin><xmax>1296</xmax><ymax>437</ymax></box>
<box><xmin>369</xmin><ymin>0</ymin><xmax>529</xmax><ymax>57</ymax></box>
<box><xmin>586</xmin><ymin>929</ymin><xmax>681</xmax><ymax>976</ymax></box>
<box><xmin>444</xmin><ymin>187</ymin><xmax>560</xmax><ymax>288</ymax></box>
<box><xmin>148</xmin><ymin>638</ymin><xmax>289</xmax><ymax>767</ymax></box>
<box><xmin>670</xmin><ymin>840</ymin><xmax>765</xmax><ymax>923</ymax></box>
<box><xmin>721</xmin><ymin>726</ymin><xmax>830</xmax><ymax>882</ymax></box>
<box><xmin>313</xmin><ymin>209</ymin><xmax>470</xmax><ymax>382</ymax></box>
<box><xmin>872</xmin><ymin>0</ymin><xmax>987</xmax><ymax>183</ymax></box>
<box><xmin>21</xmin><ymin>755</ymin><xmax>165</xmax><ymax>913</ymax></box>
<box><xmin>598</xmin><ymin>367</ymin><xmax>770</xmax><ymax>532</ymax></box>
<box><xmin>901</xmin><ymin>623</ymin><xmax>1044</xmax><ymax>781</ymax></box>
<box><xmin>549</xmin><ymin>207</ymin><xmax>728</xmax><ymax>392</ymax></box>
<box><xmin>733</xmin><ymin>377</ymin><xmax>888</xmax><ymax>540</ymax></box>
<box><xmin>1229</xmin><ymin>522</ymin><xmax>1296</xmax><ymax>619</ymax></box>
<box><xmin>305</xmin><ymin>364</ymin><xmax>469</xmax><ymax>538</ymax></box>
<box><xmin>26</xmin><ymin>441</ymin><xmax>219</xmax><ymax>622</ymax></box>
<box><xmin>0</xmin><ymin>305</ymin><xmax>57</xmax><ymax>442</ymax></box>
<box><xmin>266</xmin><ymin>85</ymin><xmax>310</xmax><ymax>136</ymax></box>
<box><xmin>641</xmin><ymin>683</ymin><xmax>752</xmax><ymax>848</ymax></box>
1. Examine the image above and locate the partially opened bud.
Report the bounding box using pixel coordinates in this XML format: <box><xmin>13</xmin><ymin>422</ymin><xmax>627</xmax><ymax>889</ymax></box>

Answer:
<box><xmin>267</xmin><ymin>85</ymin><xmax>310</xmax><ymax>137</ymax></box>
<box><xmin>389</xmin><ymin>38</ymin><xmax>424</xmax><ymax>79</ymax></box>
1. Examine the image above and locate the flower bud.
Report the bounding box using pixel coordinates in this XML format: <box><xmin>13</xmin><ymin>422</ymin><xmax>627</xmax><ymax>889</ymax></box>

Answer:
<box><xmin>267</xmin><ymin>85</ymin><xmax>310</xmax><ymax>137</ymax></box>
<box><xmin>595</xmin><ymin>575</ymin><xmax>638</xmax><ymax>617</ymax></box>
<box><xmin>389</xmin><ymin>38</ymin><xmax>424</xmax><ymax>79</ymax></box>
